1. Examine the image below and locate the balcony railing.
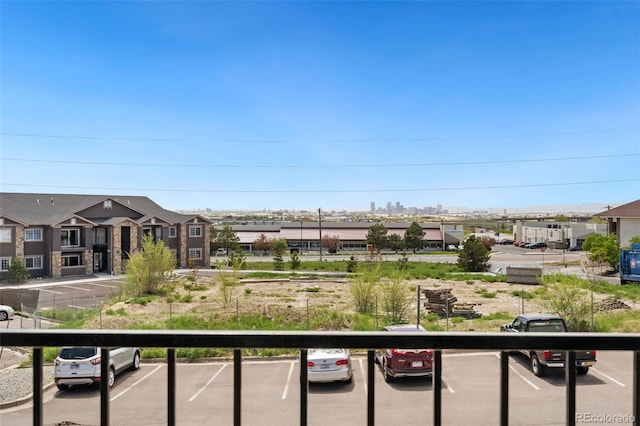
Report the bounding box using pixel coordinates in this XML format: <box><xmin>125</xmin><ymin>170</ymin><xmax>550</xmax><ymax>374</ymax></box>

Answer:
<box><xmin>1</xmin><ymin>329</ymin><xmax>638</xmax><ymax>426</ymax></box>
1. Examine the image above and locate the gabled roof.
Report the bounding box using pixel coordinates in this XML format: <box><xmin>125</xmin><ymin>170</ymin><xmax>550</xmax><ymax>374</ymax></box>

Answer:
<box><xmin>0</xmin><ymin>192</ymin><xmax>209</xmax><ymax>226</ymax></box>
<box><xmin>595</xmin><ymin>199</ymin><xmax>640</xmax><ymax>218</ymax></box>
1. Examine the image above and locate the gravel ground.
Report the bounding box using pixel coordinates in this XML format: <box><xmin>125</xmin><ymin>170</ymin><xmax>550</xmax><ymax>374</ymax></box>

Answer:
<box><xmin>0</xmin><ymin>365</ymin><xmax>55</xmax><ymax>405</ymax></box>
<box><xmin>0</xmin><ymin>347</ymin><xmax>55</xmax><ymax>407</ymax></box>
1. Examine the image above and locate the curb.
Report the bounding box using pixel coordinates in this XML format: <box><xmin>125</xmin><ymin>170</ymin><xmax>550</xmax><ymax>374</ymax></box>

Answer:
<box><xmin>0</xmin><ymin>381</ymin><xmax>56</xmax><ymax>410</ymax></box>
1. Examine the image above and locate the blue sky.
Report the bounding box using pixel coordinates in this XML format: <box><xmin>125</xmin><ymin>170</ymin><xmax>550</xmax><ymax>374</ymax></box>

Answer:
<box><xmin>1</xmin><ymin>1</ymin><xmax>639</xmax><ymax>212</ymax></box>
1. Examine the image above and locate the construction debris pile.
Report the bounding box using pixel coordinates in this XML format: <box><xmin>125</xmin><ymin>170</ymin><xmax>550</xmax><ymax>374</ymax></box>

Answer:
<box><xmin>598</xmin><ymin>298</ymin><xmax>631</xmax><ymax>311</ymax></box>
<box><xmin>422</xmin><ymin>288</ymin><xmax>482</xmax><ymax>319</ymax></box>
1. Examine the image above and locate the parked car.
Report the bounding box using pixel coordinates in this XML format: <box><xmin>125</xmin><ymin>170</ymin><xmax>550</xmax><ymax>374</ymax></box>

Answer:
<box><xmin>500</xmin><ymin>314</ymin><xmax>596</xmax><ymax>377</ymax></box>
<box><xmin>568</xmin><ymin>245</ymin><xmax>582</xmax><ymax>251</ymax></box>
<box><xmin>0</xmin><ymin>304</ymin><xmax>15</xmax><ymax>321</ymax></box>
<box><xmin>54</xmin><ymin>347</ymin><xmax>141</xmax><ymax>390</ymax></box>
<box><xmin>307</xmin><ymin>348</ymin><xmax>352</xmax><ymax>384</ymax></box>
<box><xmin>528</xmin><ymin>242</ymin><xmax>548</xmax><ymax>249</ymax></box>
<box><xmin>375</xmin><ymin>324</ymin><xmax>433</xmax><ymax>382</ymax></box>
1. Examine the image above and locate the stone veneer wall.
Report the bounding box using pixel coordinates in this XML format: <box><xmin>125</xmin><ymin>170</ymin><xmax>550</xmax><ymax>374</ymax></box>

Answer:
<box><xmin>51</xmin><ymin>251</ymin><xmax>61</xmax><ymax>278</ymax></box>
<box><xmin>203</xmin><ymin>224</ymin><xmax>211</xmax><ymax>268</ymax></box>
<box><xmin>84</xmin><ymin>250</ymin><xmax>93</xmax><ymax>275</ymax></box>
<box><xmin>15</xmin><ymin>225</ymin><xmax>24</xmax><ymax>258</ymax></box>
<box><xmin>111</xmin><ymin>221</ymin><xmax>140</xmax><ymax>274</ymax></box>
<box><xmin>179</xmin><ymin>225</ymin><xmax>187</xmax><ymax>268</ymax></box>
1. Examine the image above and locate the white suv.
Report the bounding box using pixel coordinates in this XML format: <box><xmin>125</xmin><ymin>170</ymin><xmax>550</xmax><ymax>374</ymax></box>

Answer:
<box><xmin>54</xmin><ymin>347</ymin><xmax>141</xmax><ymax>390</ymax></box>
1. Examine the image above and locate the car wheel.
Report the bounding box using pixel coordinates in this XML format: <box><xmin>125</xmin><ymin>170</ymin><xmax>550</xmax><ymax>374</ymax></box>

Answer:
<box><xmin>108</xmin><ymin>367</ymin><xmax>116</xmax><ymax>388</ymax></box>
<box><xmin>0</xmin><ymin>311</ymin><xmax>8</xmax><ymax>321</ymax></box>
<box><xmin>531</xmin><ymin>354</ymin><xmax>546</xmax><ymax>377</ymax></box>
<box><xmin>383</xmin><ymin>361</ymin><xmax>395</xmax><ymax>383</ymax></box>
<box><xmin>345</xmin><ymin>374</ymin><xmax>353</xmax><ymax>384</ymax></box>
<box><xmin>131</xmin><ymin>351</ymin><xmax>141</xmax><ymax>370</ymax></box>
<box><xmin>56</xmin><ymin>383</ymin><xmax>69</xmax><ymax>391</ymax></box>
<box><xmin>576</xmin><ymin>367</ymin><xmax>589</xmax><ymax>375</ymax></box>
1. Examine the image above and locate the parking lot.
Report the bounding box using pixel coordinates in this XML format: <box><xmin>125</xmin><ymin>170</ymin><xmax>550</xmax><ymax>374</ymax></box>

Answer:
<box><xmin>1</xmin><ymin>350</ymin><xmax>634</xmax><ymax>425</ymax></box>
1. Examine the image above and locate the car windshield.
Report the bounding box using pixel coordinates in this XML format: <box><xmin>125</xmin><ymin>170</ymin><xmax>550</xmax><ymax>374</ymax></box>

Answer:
<box><xmin>528</xmin><ymin>320</ymin><xmax>564</xmax><ymax>332</ymax></box>
<box><xmin>59</xmin><ymin>348</ymin><xmax>97</xmax><ymax>359</ymax></box>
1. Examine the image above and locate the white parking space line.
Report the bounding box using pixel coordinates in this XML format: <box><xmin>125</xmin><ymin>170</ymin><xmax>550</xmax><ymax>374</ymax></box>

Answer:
<box><xmin>494</xmin><ymin>352</ymin><xmax>540</xmax><ymax>391</ymax></box>
<box><xmin>62</xmin><ymin>285</ymin><xmax>92</xmax><ymax>291</ymax></box>
<box><xmin>509</xmin><ymin>365</ymin><xmax>540</xmax><ymax>390</ymax></box>
<box><xmin>111</xmin><ymin>365</ymin><xmax>163</xmax><ymax>401</ymax></box>
<box><xmin>85</xmin><ymin>283</ymin><xmax>118</xmax><ymax>289</ymax></box>
<box><xmin>359</xmin><ymin>358</ymin><xmax>367</xmax><ymax>396</ymax></box>
<box><xmin>281</xmin><ymin>361</ymin><xmax>296</xmax><ymax>400</ymax></box>
<box><xmin>37</xmin><ymin>288</ymin><xmax>64</xmax><ymax>294</ymax></box>
<box><xmin>591</xmin><ymin>368</ymin><xmax>626</xmax><ymax>387</ymax></box>
<box><xmin>189</xmin><ymin>363</ymin><xmax>228</xmax><ymax>402</ymax></box>
<box><xmin>442</xmin><ymin>379</ymin><xmax>455</xmax><ymax>394</ymax></box>
<box><xmin>67</xmin><ymin>305</ymin><xmax>85</xmax><ymax>310</ymax></box>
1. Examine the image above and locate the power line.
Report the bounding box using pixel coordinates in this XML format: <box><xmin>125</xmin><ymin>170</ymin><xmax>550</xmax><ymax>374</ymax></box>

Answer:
<box><xmin>3</xmin><ymin>178</ymin><xmax>638</xmax><ymax>194</ymax></box>
<box><xmin>1</xmin><ymin>153</ymin><xmax>637</xmax><ymax>169</ymax></box>
<box><xmin>1</xmin><ymin>127</ymin><xmax>637</xmax><ymax>144</ymax></box>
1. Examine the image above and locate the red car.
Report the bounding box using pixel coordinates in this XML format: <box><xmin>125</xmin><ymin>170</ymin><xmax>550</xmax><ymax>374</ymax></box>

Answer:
<box><xmin>375</xmin><ymin>324</ymin><xmax>433</xmax><ymax>382</ymax></box>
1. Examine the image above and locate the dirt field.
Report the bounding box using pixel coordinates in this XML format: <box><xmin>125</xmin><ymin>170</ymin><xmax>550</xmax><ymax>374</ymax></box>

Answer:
<box><xmin>88</xmin><ymin>275</ymin><xmax>569</xmax><ymax>331</ymax></box>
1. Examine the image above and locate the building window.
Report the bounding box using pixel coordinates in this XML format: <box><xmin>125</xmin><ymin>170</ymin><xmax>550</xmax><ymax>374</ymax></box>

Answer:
<box><xmin>61</xmin><ymin>229</ymin><xmax>80</xmax><ymax>247</ymax></box>
<box><xmin>95</xmin><ymin>228</ymin><xmax>107</xmax><ymax>245</ymax></box>
<box><xmin>103</xmin><ymin>200</ymin><xmax>112</xmax><ymax>209</ymax></box>
<box><xmin>0</xmin><ymin>229</ymin><xmax>11</xmax><ymax>243</ymax></box>
<box><xmin>188</xmin><ymin>248</ymin><xmax>202</xmax><ymax>259</ymax></box>
<box><xmin>25</xmin><ymin>256</ymin><xmax>43</xmax><ymax>269</ymax></box>
<box><xmin>62</xmin><ymin>254</ymin><xmax>81</xmax><ymax>267</ymax></box>
<box><xmin>25</xmin><ymin>228</ymin><xmax>43</xmax><ymax>241</ymax></box>
<box><xmin>0</xmin><ymin>257</ymin><xmax>10</xmax><ymax>271</ymax></box>
<box><xmin>169</xmin><ymin>226</ymin><xmax>177</xmax><ymax>238</ymax></box>
<box><xmin>188</xmin><ymin>225</ymin><xmax>202</xmax><ymax>238</ymax></box>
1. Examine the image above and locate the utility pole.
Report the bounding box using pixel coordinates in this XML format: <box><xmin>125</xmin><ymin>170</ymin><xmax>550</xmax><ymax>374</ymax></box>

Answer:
<box><xmin>318</xmin><ymin>208</ymin><xmax>323</xmax><ymax>262</ymax></box>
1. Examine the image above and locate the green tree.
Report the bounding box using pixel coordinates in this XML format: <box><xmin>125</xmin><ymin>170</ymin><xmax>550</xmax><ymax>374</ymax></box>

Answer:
<box><xmin>216</xmin><ymin>256</ymin><xmax>244</xmax><ymax>305</ymax></box>
<box><xmin>272</xmin><ymin>238</ymin><xmax>287</xmax><ymax>271</ymax></box>
<box><xmin>125</xmin><ymin>234</ymin><xmax>176</xmax><ymax>296</ymax></box>
<box><xmin>624</xmin><ymin>235</ymin><xmax>640</xmax><ymax>249</ymax></box>
<box><xmin>366</xmin><ymin>223</ymin><xmax>388</xmax><ymax>253</ymax></box>
<box><xmin>387</xmin><ymin>234</ymin><xmax>405</xmax><ymax>253</ymax></box>
<box><xmin>211</xmin><ymin>225</ymin><xmax>240</xmax><ymax>255</ymax></box>
<box><xmin>349</xmin><ymin>262</ymin><xmax>381</xmax><ymax>314</ymax></box>
<box><xmin>582</xmin><ymin>234</ymin><xmax>619</xmax><ymax>270</ymax></box>
<box><xmin>404</xmin><ymin>222</ymin><xmax>425</xmax><ymax>253</ymax></box>
<box><xmin>541</xmin><ymin>277</ymin><xmax>591</xmax><ymax>331</ymax></box>
<box><xmin>380</xmin><ymin>273</ymin><xmax>410</xmax><ymax>324</ymax></box>
<box><xmin>456</xmin><ymin>235</ymin><xmax>490</xmax><ymax>272</ymax></box>
<box><xmin>8</xmin><ymin>257</ymin><xmax>30</xmax><ymax>283</ymax></box>
<box><xmin>289</xmin><ymin>250</ymin><xmax>301</xmax><ymax>271</ymax></box>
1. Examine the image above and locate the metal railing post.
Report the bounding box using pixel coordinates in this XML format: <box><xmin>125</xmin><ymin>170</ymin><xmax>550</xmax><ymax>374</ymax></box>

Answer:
<box><xmin>500</xmin><ymin>351</ymin><xmax>509</xmax><ymax>426</ymax></box>
<box><xmin>300</xmin><ymin>349</ymin><xmax>308</xmax><ymax>426</ymax></box>
<box><xmin>33</xmin><ymin>347</ymin><xmax>43</xmax><ymax>426</ymax></box>
<box><xmin>566</xmin><ymin>351</ymin><xmax>576</xmax><ymax>426</ymax></box>
<box><xmin>434</xmin><ymin>349</ymin><xmax>442</xmax><ymax>426</ymax></box>
<box><xmin>100</xmin><ymin>347</ymin><xmax>110</xmax><ymax>426</ymax></box>
<box><xmin>234</xmin><ymin>349</ymin><xmax>242</xmax><ymax>426</ymax></box>
<box><xmin>634</xmin><ymin>351</ymin><xmax>639</xmax><ymax>426</ymax></box>
<box><xmin>168</xmin><ymin>348</ymin><xmax>176</xmax><ymax>426</ymax></box>
<box><xmin>367</xmin><ymin>350</ymin><xmax>375</xmax><ymax>426</ymax></box>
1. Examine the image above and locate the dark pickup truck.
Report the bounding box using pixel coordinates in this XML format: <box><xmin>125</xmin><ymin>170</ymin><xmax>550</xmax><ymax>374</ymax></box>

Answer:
<box><xmin>500</xmin><ymin>314</ymin><xmax>597</xmax><ymax>377</ymax></box>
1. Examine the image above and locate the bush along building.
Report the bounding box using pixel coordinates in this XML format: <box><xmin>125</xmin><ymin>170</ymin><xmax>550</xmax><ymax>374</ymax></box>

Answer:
<box><xmin>0</xmin><ymin>193</ymin><xmax>210</xmax><ymax>280</ymax></box>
